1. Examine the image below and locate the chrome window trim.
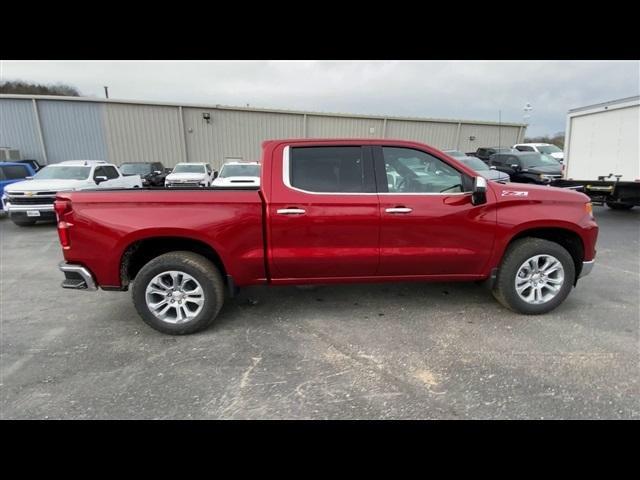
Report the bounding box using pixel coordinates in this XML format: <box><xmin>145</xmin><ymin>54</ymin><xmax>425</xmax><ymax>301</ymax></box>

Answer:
<box><xmin>283</xmin><ymin>145</ymin><xmax>471</xmax><ymax>197</ymax></box>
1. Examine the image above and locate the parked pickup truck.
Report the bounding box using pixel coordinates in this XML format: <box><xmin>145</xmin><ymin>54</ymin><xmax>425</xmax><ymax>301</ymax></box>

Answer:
<box><xmin>4</xmin><ymin>160</ymin><xmax>142</xmax><ymax>226</ymax></box>
<box><xmin>55</xmin><ymin>139</ymin><xmax>599</xmax><ymax>335</ymax></box>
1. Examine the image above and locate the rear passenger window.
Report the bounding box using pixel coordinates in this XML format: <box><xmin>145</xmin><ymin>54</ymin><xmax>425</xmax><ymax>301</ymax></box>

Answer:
<box><xmin>289</xmin><ymin>147</ymin><xmax>372</xmax><ymax>193</ymax></box>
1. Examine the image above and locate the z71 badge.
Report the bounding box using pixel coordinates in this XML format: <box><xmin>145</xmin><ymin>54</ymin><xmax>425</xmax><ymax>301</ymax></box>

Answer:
<box><xmin>501</xmin><ymin>190</ymin><xmax>529</xmax><ymax>197</ymax></box>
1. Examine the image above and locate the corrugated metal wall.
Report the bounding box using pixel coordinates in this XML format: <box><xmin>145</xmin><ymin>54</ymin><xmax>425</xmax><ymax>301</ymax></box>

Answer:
<box><xmin>0</xmin><ymin>99</ymin><xmax>43</xmax><ymax>162</ymax></box>
<box><xmin>385</xmin><ymin>120</ymin><xmax>459</xmax><ymax>149</ymax></box>
<box><xmin>37</xmin><ymin>100</ymin><xmax>109</xmax><ymax>163</ymax></box>
<box><xmin>0</xmin><ymin>96</ymin><xmax>528</xmax><ymax>168</ymax></box>
<box><xmin>458</xmin><ymin>124</ymin><xmax>522</xmax><ymax>153</ymax></box>
<box><xmin>306</xmin><ymin>115</ymin><xmax>385</xmax><ymax>138</ymax></box>
<box><xmin>104</xmin><ymin>103</ymin><xmax>185</xmax><ymax>167</ymax></box>
<box><xmin>183</xmin><ymin>108</ymin><xmax>304</xmax><ymax>169</ymax></box>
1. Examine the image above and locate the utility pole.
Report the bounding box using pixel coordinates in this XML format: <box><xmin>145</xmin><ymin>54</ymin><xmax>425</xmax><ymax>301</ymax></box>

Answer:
<box><xmin>104</xmin><ymin>86</ymin><xmax>109</xmax><ymax>99</ymax></box>
<box><xmin>498</xmin><ymin>110</ymin><xmax>501</xmax><ymax>148</ymax></box>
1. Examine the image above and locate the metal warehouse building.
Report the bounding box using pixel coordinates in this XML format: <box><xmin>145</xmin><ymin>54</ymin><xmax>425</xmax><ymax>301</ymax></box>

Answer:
<box><xmin>0</xmin><ymin>94</ymin><xmax>527</xmax><ymax>169</ymax></box>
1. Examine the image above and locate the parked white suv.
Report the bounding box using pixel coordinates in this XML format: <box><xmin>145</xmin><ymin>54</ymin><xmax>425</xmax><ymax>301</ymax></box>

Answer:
<box><xmin>2</xmin><ymin>160</ymin><xmax>142</xmax><ymax>226</ymax></box>
<box><xmin>165</xmin><ymin>163</ymin><xmax>214</xmax><ymax>187</ymax></box>
<box><xmin>512</xmin><ymin>143</ymin><xmax>564</xmax><ymax>163</ymax></box>
<box><xmin>212</xmin><ymin>161</ymin><xmax>261</xmax><ymax>187</ymax></box>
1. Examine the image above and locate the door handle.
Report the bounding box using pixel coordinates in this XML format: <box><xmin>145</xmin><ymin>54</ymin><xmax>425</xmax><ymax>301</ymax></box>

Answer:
<box><xmin>277</xmin><ymin>208</ymin><xmax>306</xmax><ymax>215</ymax></box>
<box><xmin>385</xmin><ymin>207</ymin><xmax>412</xmax><ymax>214</ymax></box>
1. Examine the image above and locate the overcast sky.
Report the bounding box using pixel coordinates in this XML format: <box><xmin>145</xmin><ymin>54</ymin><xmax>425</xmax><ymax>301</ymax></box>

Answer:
<box><xmin>2</xmin><ymin>60</ymin><xmax>638</xmax><ymax>137</ymax></box>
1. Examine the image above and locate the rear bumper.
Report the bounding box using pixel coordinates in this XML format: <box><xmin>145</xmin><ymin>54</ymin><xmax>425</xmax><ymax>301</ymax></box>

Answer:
<box><xmin>579</xmin><ymin>260</ymin><xmax>595</xmax><ymax>278</ymax></box>
<box><xmin>59</xmin><ymin>262</ymin><xmax>98</xmax><ymax>291</ymax></box>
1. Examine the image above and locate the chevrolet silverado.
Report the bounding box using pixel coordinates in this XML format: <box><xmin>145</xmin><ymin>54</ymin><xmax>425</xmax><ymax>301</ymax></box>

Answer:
<box><xmin>55</xmin><ymin>139</ymin><xmax>598</xmax><ymax>334</ymax></box>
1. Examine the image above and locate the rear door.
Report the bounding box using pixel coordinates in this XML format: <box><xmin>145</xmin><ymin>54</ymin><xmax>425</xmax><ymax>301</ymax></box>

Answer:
<box><xmin>268</xmin><ymin>144</ymin><xmax>380</xmax><ymax>279</ymax></box>
<box><xmin>375</xmin><ymin>146</ymin><xmax>496</xmax><ymax>276</ymax></box>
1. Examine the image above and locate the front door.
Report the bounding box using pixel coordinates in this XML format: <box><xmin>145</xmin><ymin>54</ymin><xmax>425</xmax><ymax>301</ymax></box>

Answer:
<box><xmin>268</xmin><ymin>144</ymin><xmax>380</xmax><ymax>279</ymax></box>
<box><xmin>375</xmin><ymin>146</ymin><xmax>496</xmax><ymax>276</ymax></box>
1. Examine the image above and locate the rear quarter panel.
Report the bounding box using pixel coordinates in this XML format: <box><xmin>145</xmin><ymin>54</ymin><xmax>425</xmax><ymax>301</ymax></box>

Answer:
<box><xmin>58</xmin><ymin>189</ymin><xmax>265</xmax><ymax>288</ymax></box>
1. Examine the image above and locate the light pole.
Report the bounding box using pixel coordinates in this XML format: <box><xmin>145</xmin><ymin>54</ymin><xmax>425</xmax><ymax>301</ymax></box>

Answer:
<box><xmin>523</xmin><ymin>103</ymin><xmax>533</xmax><ymax>141</ymax></box>
<box><xmin>498</xmin><ymin>110</ymin><xmax>501</xmax><ymax>148</ymax></box>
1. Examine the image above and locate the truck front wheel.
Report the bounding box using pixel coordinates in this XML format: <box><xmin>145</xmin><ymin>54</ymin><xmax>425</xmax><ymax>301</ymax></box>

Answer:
<box><xmin>492</xmin><ymin>238</ymin><xmax>575</xmax><ymax>315</ymax></box>
<box><xmin>132</xmin><ymin>251</ymin><xmax>225</xmax><ymax>334</ymax></box>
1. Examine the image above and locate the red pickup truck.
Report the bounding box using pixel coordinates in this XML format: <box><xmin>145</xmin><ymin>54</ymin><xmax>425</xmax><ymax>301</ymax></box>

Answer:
<box><xmin>55</xmin><ymin>139</ymin><xmax>598</xmax><ymax>334</ymax></box>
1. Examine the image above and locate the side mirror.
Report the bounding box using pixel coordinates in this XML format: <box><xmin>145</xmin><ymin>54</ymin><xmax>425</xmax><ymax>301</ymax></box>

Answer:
<box><xmin>489</xmin><ymin>166</ymin><xmax>496</xmax><ymax>170</ymax></box>
<box><xmin>165</xmin><ymin>168</ymin><xmax>172</xmax><ymax>174</ymax></box>
<box><xmin>94</xmin><ymin>175</ymin><xmax>108</xmax><ymax>184</ymax></box>
<box><xmin>471</xmin><ymin>176</ymin><xmax>487</xmax><ymax>206</ymax></box>
<box><xmin>510</xmin><ymin>164</ymin><xmax>520</xmax><ymax>170</ymax></box>
<box><xmin>25</xmin><ymin>176</ymin><xmax>34</xmax><ymax>180</ymax></box>
<box><xmin>154</xmin><ymin>170</ymin><xmax>162</xmax><ymax>175</ymax></box>
<box><xmin>213</xmin><ymin>171</ymin><xmax>219</xmax><ymax>179</ymax></box>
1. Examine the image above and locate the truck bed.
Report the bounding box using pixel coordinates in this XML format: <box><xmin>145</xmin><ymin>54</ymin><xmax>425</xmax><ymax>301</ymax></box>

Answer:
<box><xmin>57</xmin><ymin>188</ymin><xmax>266</xmax><ymax>288</ymax></box>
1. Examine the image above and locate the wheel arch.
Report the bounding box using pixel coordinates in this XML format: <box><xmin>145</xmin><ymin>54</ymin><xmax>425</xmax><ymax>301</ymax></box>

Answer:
<box><xmin>120</xmin><ymin>235</ymin><xmax>228</xmax><ymax>289</ymax></box>
<box><xmin>503</xmin><ymin>227</ymin><xmax>585</xmax><ymax>282</ymax></box>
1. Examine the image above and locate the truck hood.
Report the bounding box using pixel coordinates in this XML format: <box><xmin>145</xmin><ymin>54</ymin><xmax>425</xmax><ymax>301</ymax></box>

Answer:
<box><xmin>212</xmin><ymin>176</ymin><xmax>260</xmax><ymax>187</ymax></box>
<box><xmin>492</xmin><ymin>181</ymin><xmax>589</xmax><ymax>204</ymax></box>
<box><xmin>3</xmin><ymin>178</ymin><xmax>89</xmax><ymax>193</ymax></box>
<box><xmin>166</xmin><ymin>173</ymin><xmax>206</xmax><ymax>182</ymax></box>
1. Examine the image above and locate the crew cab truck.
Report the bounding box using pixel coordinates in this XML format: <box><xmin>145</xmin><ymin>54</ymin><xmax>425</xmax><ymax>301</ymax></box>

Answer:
<box><xmin>55</xmin><ymin>139</ymin><xmax>598</xmax><ymax>335</ymax></box>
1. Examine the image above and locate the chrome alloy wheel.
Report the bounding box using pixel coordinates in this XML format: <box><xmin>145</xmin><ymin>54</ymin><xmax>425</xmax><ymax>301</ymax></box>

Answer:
<box><xmin>145</xmin><ymin>271</ymin><xmax>205</xmax><ymax>324</ymax></box>
<box><xmin>514</xmin><ymin>254</ymin><xmax>565</xmax><ymax>305</ymax></box>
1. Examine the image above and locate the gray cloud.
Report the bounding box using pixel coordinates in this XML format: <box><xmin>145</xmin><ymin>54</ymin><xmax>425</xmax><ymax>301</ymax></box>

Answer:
<box><xmin>2</xmin><ymin>60</ymin><xmax>638</xmax><ymax>136</ymax></box>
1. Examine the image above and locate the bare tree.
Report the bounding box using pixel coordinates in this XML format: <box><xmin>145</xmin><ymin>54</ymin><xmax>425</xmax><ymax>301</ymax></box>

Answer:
<box><xmin>0</xmin><ymin>80</ymin><xmax>81</xmax><ymax>96</ymax></box>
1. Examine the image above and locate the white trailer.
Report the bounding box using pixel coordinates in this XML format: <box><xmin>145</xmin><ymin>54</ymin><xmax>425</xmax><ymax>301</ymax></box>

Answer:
<box><xmin>557</xmin><ymin>96</ymin><xmax>639</xmax><ymax>209</ymax></box>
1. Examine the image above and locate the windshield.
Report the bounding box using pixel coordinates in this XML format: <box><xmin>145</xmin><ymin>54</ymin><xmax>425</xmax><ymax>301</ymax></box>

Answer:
<box><xmin>520</xmin><ymin>153</ymin><xmax>560</xmax><ymax>168</ymax></box>
<box><xmin>121</xmin><ymin>163</ymin><xmax>152</xmax><ymax>175</ymax></box>
<box><xmin>173</xmin><ymin>164</ymin><xmax>205</xmax><ymax>174</ymax></box>
<box><xmin>34</xmin><ymin>166</ymin><xmax>91</xmax><ymax>180</ymax></box>
<box><xmin>220</xmin><ymin>164</ymin><xmax>260</xmax><ymax>178</ymax></box>
<box><xmin>444</xmin><ymin>150</ymin><xmax>465</xmax><ymax>158</ymax></box>
<box><xmin>536</xmin><ymin>145</ymin><xmax>562</xmax><ymax>154</ymax></box>
<box><xmin>459</xmin><ymin>158</ymin><xmax>490</xmax><ymax>171</ymax></box>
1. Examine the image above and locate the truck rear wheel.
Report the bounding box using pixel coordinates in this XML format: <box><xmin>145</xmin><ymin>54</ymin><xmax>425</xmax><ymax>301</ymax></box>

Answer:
<box><xmin>606</xmin><ymin>200</ymin><xmax>634</xmax><ymax>210</ymax></box>
<box><xmin>132</xmin><ymin>251</ymin><xmax>225</xmax><ymax>334</ymax></box>
<box><xmin>492</xmin><ymin>238</ymin><xmax>575</xmax><ymax>315</ymax></box>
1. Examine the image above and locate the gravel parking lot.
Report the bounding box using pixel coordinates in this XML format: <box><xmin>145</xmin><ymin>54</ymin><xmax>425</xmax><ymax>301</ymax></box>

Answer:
<box><xmin>1</xmin><ymin>206</ymin><xmax>638</xmax><ymax>419</ymax></box>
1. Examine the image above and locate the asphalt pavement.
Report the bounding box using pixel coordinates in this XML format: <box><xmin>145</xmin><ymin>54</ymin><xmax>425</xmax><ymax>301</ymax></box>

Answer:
<box><xmin>1</xmin><ymin>206</ymin><xmax>638</xmax><ymax>419</ymax></box>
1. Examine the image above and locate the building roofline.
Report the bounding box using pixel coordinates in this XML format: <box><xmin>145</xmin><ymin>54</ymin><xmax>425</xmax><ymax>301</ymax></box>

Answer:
<box><xmin>0</xmin><ymin>94</ymin><xmax>528</xmax><ymax>128</ymax></box>
<box><xmin>568</xmin><ymin>95</ymin><xmax>639</xmax><ymax>114</ymax></box>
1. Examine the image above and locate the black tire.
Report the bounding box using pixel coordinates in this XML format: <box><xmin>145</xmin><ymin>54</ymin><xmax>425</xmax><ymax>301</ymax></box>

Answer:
<box><xmin>11</xmin><ymin>218</ymin><xmax>37</xmax><ymax>227</ymax></box>
<box><xmin>606</xmin><ymin>200</ymin><xmax>634</xmax><ymax>210</ymax></box>
<box><xmin>132</xmin><ymin>251</ymin><xmax>225</xmax><ymax>335</ymax></box>
<box><xmin>492</xmin><ymin>238</ymin><xmax>576</xmax><ymax>315</ymax></box>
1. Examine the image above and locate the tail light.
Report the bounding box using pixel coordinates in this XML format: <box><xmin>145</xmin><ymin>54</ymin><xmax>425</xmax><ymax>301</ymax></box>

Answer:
<box><xmin>54</xmin><ymin>199</ymin><xmax>73</xmax><ymax>249</ymax></box>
